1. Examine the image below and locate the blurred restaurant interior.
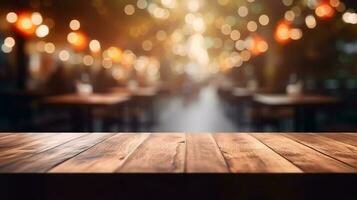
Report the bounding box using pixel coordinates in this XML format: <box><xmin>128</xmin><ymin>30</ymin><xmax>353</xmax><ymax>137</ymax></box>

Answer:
<box><xmin>0</xmin><ymin>0</ymin><xmax>356</xmax><ymax>132</ymax></box>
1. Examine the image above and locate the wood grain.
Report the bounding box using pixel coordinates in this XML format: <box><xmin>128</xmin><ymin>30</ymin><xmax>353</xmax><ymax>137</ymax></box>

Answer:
<box><xmin>214</xmin><ymin>133</ymin><xmax>301</xmax><ymax>172</ymax></box>
<box><xmin>252</xmin><ymin>133</ymin><xmax>356</xmax><ymax>172</ymax></box>
<box><xmin>0</xmin><ymin>133</ymin><xmax>113</xmax><ymax>172</ymax></box>
<box><xmin>117</xmin><ymin>133</ymin><xmax>185</xmax><ymax>173</ymax></box>
<box><xmin>283</xmin><ymin>133</ymin><xmax>357</xmax><ymax>169</ymax></box>
<box><xmin>51</xmin><ymin>133</ymin><xmax>149</xmax><ymax>172</ymax></box>
<box><xmin>186</xmin><ymin>134</ymin><xmax>228</xmax><ymax>173</ymax></box>
<box><xmin>0</xmin><ymin>133</ymin><xmax>86</xmax><ymax>166</ymax></box>
<box><xmin>319</xmin><ymin>133</ymin><xmax>357</xmax><ymax>147</ymax></box>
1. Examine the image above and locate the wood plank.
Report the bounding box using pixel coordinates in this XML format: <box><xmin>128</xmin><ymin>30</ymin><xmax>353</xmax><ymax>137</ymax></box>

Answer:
<box><xmin>0</xmin><ymin>133</ymin><xmax>113</xmax><ymax>172</ymax></box>
<box><xmin>0</xmin><ymin>133</ymin><xmax>87</xmax><ymax>166</ymax></box>
<box><xmin>117</xmin><ymin>133</ymin><xmax>185</xmax><ymax>173</ymax></box>
<box><xmin>0</xmin><ymin>133</ymin><xmax>56</xmax><ymax>149</ymax></box>
<box><xmin>283</xmin><ymin>133</ymin><xmax>357</xmax><ymax>169</ymax></box>
<box><xmin>51</xmin><ymin>133</ymin><xmax>149</xmax><ymax>173</ymax></box>
<box><xmin>214</xmin><ymin>133</ymin><xmax>301</xmax><ymax>172</ymax></box>
<box><xmin>186</xmin><ymin>134</ymin><xmax>228</xmax><ymax>173</ymax></box>
<box><xmin>318</xmin><ymin>133</ymin><xmax>357</xmax><ymax>147</ymax></box>
<box><xmin>252</xmin><ymin>133</ymin><xmax>356</xmax><ymax>172</ymax></box>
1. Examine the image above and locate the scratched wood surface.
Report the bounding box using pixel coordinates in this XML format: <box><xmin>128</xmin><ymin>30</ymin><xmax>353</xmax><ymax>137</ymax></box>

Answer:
<box><xmin>0</xmin><ymin>133</ymin><xmax>356</xmax><ymax>173</ymax></box>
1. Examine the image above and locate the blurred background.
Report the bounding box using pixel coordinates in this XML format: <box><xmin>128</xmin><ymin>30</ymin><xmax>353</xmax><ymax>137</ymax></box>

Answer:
<box><xmin>0</xmin><ymin>0</ymin><xmax>356</xmax><ymax>132</ymax></box>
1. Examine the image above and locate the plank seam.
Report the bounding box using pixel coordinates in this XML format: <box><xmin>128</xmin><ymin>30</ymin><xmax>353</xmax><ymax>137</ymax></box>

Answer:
<box><xmin>183</xmin><ymin>133</ymin><xmax>188</xmax><ymax>173</ymax></box>
<box><xmin>281</xmin><ymin>133</ymin><xmax>357</xmax><ymax>170</ymax></box>
<box><xmin>0</xmin><ymin>133</ymin><xmax>90</xmax><ymax>169</ymax></box>
<box><xmin>248</xmin><ymin>133</ymin><xmax>305</xmax><ymax>173</ymax></box>
<box><xmin>317</xmin><ymin>134</ymin><xmax>357</xmax><ymax>148</ymax></box>
<box><xmin>114</xmin><ymin>133</ymin><xmax>151</xmax><ymax>172</ymax></box>
<box><xmin>47</xmin><ymin>133</ymin><xmax>118</xmax><ymax>172</ymax></box>
<box><xmin>211</xmin><ymin>133</ymin><xmax>231</xmax><ymax>173</ymax></box>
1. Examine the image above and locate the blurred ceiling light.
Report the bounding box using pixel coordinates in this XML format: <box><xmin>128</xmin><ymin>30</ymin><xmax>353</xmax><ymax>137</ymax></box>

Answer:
<box><xmin>247</xmin><ymin>21</ymin><xmax>257</xmax><ymax>32</ymax></box>
<box><xmin>35</xmin><ymin>25</ymin><xmax>49</xmax><ymax>38</ymax></box>
<box><xmin>315</xmin><ymin>3</ymin><xmax>335</xmax><ymax>19</ymax></box>
<box><xmin>217</xmin><ymin>0</ymin><xmax>230</xmax><ymax>6</ymax></box>
<box><xmin>230</xmin><ymin>30</ymin><xmax>241</xmax><ymax>41</ymax></box>
<box><xmin>274</xmin><ymin>20</ymin><xmax>291</xmax><ymax>44</ymax></box>
<box><xmin>6</xmin><ymin>12</ymin><xmax>18</xmax><ymax>23</ymax></box>
<box><xmin>221</xmin><ymin>24</ymin><xmax>232</xmax><ymax>35</ymax></box>
<box><xmin>240</xmin><ymin>50</ymin><xmax>251</xmax><ymax>61</ymax></box>
<box><xmin>58</xmin><ymin>50</ymin><xmax>70</xmax><ymax>61</ymax></box>
<box><xmin>4</xmin><ymin>37</ymin><xmax>15</xmax><ymax>48</ymax></box>
<box><xmin>259</xmin><ymin>15</ymin><xmax>270</xmax><ymax>26</ymax></box>
<box><xmin>142</xmin><ymin>40</ymin><xmax>153</xmax><ymax>51</ymax></box>
<box><xmin>284</xmin><ymin>10</ymin><xmax>295</xmax><ymax>21</ymax></box>
<box><xmin>237</xmin><ymin>6</ymin><xmax>249</xmax><ymax>17</ymax></box>
<box><xmin>1</xmin><ymin>44</ymin><xmax>12</xmax><ymax>53</ymax></box>
<box><xmin>187</xmin><ymin>0</ymin><xmax>200</xmax><ymax>12</ymax></box>
<box><xmin>156</xmin><ymin>30</ymin><xmax>167</xmax><ymax>41</ymax></box>
<box><xmin>161</xmin><ymin>0</ymin><xmax>177</xmax><ymax>9</ymax></box>
<box><xmin>83</xmin><ymin>55</ymin><xmax>94</xmax><ymax>66</ymax></box>
<box><xmin>305</xmin><ymin>15</ymin><xmax>317</xmax><ymax>28</ymax></box>
<box><xmin>44</xmin><ymin>42</ymin><xmax>55</xmax><ymax>54</ymax></box>
<box><xmin>282</xmin><ymin>0</ymin><xmax>293</xmax><ymax>7</ymax></box>
<box><xmin>330</xmin><ymin>0</ymin><xmax>340</xmax><ymax>8</ymax></box>
<box><xmin>342</xmin><ymin>12</ymin><xmax>357</xmax><ymax>24</ymax></box>
<box><xmin>69</xmin><ymin>19</ymin><xmax>80</xmax><ymax>31</ymax></box>
<box><xmin>31</xmin><ymin>12</ymin><xmax>43</xmax><ymax>25</ymax></box>
<box><xmin>235</xmin><ymin>40</ymin><xmax>245</xmax><ymax>51</ymax></box>
<box><xmin>89</xmin><ymin>40</ymin><xmax>101</xmax><ymax>52</ymax></box>
<box><xmin>137</xmin><ymin>0</ymin><xmax>148</xmax><ymax>9</ymax></box>
<box><xmin>124</xmin><ymin>4</ymin><xmax>136</xmax><ymax>15</ymax></box>
<box><xmin>290</xmin><ymin>28</ymin><xmax>303</xmax><ymax>40</ymax></box>
<box><xmin>102</xmin><ymin>58</ymin><xmax>113</xmax><ymax>69</ymax></box>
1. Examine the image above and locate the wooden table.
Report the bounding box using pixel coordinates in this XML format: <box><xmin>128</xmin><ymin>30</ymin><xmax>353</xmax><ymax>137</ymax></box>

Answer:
<box><xmin>0</xmin><ymin>133</ymin><xmax>356</xmax><ymax>173</ymax></box>
<box><xmin>253</xmin><ymin>94</ymin><xmax>340</xmax><ymax>131</ymax></box>
<box><xmin>41</xmin><ymin>93</ymin><xmax>130</xmax><ymax>131</ymax></box>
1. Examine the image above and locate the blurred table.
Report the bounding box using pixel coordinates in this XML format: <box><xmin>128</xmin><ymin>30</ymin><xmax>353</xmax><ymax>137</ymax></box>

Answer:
<box><xmin>253</xmin><ymin>94</ymin><xmax>340</xmax><ymax>131</ymax></box>
<box><xmin>0</xmin><ymin>132</ymin><xmax>356</xmax><ymax>173</ymax></box>
<box><xmin>41</xmin><ymin>93</ymin><xmax>130</xmax><ymax>131</ymax></box>
<box><xmin>109</xmin><ymin>87</ymin><xmax>159</xmax><ymax>130</ymax></box>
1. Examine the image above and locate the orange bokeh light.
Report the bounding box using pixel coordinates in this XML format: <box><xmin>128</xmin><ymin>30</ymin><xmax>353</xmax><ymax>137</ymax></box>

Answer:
<box><xmin>274</xmin><ymin>20</ymin><xmax>291</xmax><ymax>44</ymax></box>
<box><xmin>107</xmin><ymin>47</ymin><xmax>122</xmax><ymax>63</ymax></box>
<box><xmin>68</xmin><ymin>31</ymin><xmax>88</xmax><ymax>51</ymax></box>
<box><xmin>315</xmin><ymin>3</ymin><xmax>335</xmax><ymax>19</ymax></box>
<box><xmin>14</xmin><ymin>13</ymin><xmax>36</xmax><ymax>36</ymax></box>
<box><xmin>250</xmin><ymin>34</ymin><xmax>268</xmax><ymax>56</ymax></box>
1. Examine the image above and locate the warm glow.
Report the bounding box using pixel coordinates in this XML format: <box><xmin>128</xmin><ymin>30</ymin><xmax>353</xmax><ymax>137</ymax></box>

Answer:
<box><xmin>15</xmin><ymin>13</ymin><xmax>36</xmax><ymax>36</ymax></box>
<box><xmin>67</xmin><ymin>31</ymin><xmax>88</xmax><ymax>50</ymax></box>
<box><xmin>315</xmin><ymin>3</ymin><xmax>335</xmax><ymax>19</ymax></box>
<box><xmin>274</xmin><ymin>20</ymin><xmax>291</xmax><ymax>44</ymax></box>
<box><xmin>305</xmin><ymin>15</ymin><xmax>317</xmax><ymax>29</ymax></box>
<box><xmin>107</xmin><ymin>47</ymin><xmax>122</xmax><ymax>63</ymax></box>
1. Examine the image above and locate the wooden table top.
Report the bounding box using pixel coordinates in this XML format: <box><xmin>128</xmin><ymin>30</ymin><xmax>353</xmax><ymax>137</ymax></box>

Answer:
<box><xmin>41</xmin><ymin>93</ymin><xmax>130</xmax><ymax>106</ymax></box>
<box><xmin>254</xmin><ymin>94</ymin><xmax>339</xmax><ymax>106</ymax></box>
<box><xmin>109</xmin><ymin>87</ymin><xmax>158</xmax><ymax>97</ymax></box>
<box><xmin>0</xmin><ymin>133</ymin><xmax>356</xmax><ymax>173</ymax></box>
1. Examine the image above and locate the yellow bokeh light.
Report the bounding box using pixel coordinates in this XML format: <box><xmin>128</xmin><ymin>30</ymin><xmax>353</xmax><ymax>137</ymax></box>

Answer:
<box><xmin>36</xmin><ymin>25</ymin><xmax>49</xmax><ymax>38</ymax></box>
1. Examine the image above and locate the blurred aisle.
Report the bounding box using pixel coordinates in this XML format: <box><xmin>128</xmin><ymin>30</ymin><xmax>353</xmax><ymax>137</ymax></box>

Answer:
<box><xmin>153</xmin><ymin>86</ymin><xmax>237</xmax><ymax>132</ymax></box>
